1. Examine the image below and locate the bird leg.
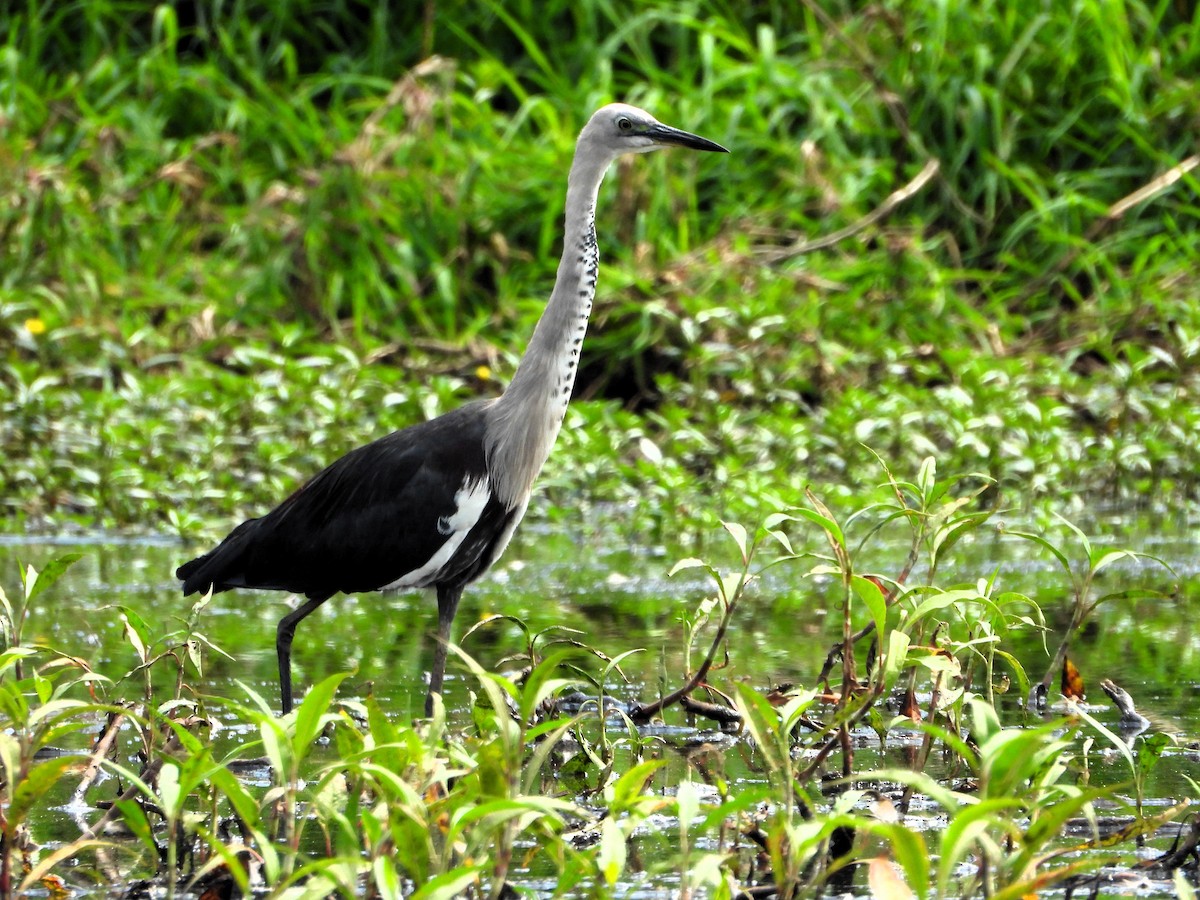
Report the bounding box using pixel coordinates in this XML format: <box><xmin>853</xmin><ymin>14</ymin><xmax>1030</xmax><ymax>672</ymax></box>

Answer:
<box><xmin>427</xmin><ymin>584</ymin><xmax>464</xmax><ymax>716</ymax></box>
<box><xmin>276</xmin><ymin>595</ymin><xmax>329</xmax><ymax>715</ymax></box>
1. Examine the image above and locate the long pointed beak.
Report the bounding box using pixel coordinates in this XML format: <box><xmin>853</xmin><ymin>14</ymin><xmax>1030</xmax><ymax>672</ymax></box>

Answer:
<box><xmin>647</xmin><ymin>123</ymin><xmax>729</xmax><ymax>153</ymax></box>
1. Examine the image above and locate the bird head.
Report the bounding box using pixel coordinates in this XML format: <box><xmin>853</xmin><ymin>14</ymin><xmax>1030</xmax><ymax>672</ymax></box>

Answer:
<box><xmin>580</xmin><ymin>103</ymin><xmax>728</xmax><ymax>160</ymax></box>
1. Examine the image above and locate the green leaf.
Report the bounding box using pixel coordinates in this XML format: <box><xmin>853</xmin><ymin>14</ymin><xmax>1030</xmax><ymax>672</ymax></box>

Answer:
<box><xmin>1135</xmin><ymin>732</ymin><xmax>1173</xmax><ymax>778</ymax></box>
<box><xmin>0</xmin><ymin>586</ymin><xmax>13</xmax><ymax>628</ymax></box>
<box><xmin>0</xmin><ymin>647</ymin><xmax>38</xmax><ymax>679</ymax></box>
<box><xmin>599</xmin><ymin>647</ymin><xmax>644</xmax><ymax>683</ymax></box>
<box><xmin>867</xmin><ymin>822</ymin><xmax>929</xmax><ymax>898</ymax></box>
<box><xmin>22</xmin><ymin>554</ymin><xmax>83</xmax><ymax>605</ymax></box>
<box><xmin>292</xmin><ymin>671</ymin><xmax>348</xmax><ymax>756</ymax></box>
<box><xmin>853</xmin><ymin>574</ymin><xmax>888</xmax><ymax>650</ymax></box>
<box><xmin>523</xmin><ymin>715</ymin><xmax>580</xmax><ymax>794</ymax></box>
<box><xmin>718</xmin><ymin>570</ymin><xmax>746</xmax><ymax>606</ymax></box>
<box><xmin>1090</xmin><ymin>549</ymin><xmax>1133</xmax><ymax>576</ymax></box>
<box><xmin>454</xmin><ymin>796</ymin><xmax>573</xmax><ymax>832</ymax></box>
<box><xmin>122</xmin><ymin>618</ymin><xmax>148</xmax><ymax>664</ymax></box>
<box><xmin>791</xmin><ymin>506</ymin><xmax>845</xmax><ymax>549</ymax></box>
<box><xmin>668</xmin><ymin>557</ymin><xmax>711</xmax><ymax>577</ymax></box>
<box><xmin>410</xmin><ymin>866</ymin><xmax>483</xmax><ymax>900</ymax></box>
<box><xmin>699</xmin><ymin>783</ymin><xmax>773</xmax><ymax>832</ymax></box>
<box><xmin>968</xmin><ymin>697</ymin><xmax>1003</xmax><ymax>745</ymax></box>
<box><xmin>777</xmin><ymin>689</ymin><xmax>818</xmax><ymax>735</ymax></box>
<box><xmin>190</xmin><ymin>823</ymin><xmax>254</xmax><ymax>896</ymax></box>
<box><xmin>208</xmin><ymin>764</ymin><xmax>263</xmax><ymax>829</ymax></box>
<box><xmin>597</xmin><ymin>816</ymin><xmax>627</xmax><ymax>886</ymax></box>
<box><xmin>237</xmin><ymin>680</ymin><xmax>278</xmax><ymax>718</ymax></box>
<box><xmin>766</xmin><ymin>528</ymin><xmax>794</xmax><ymax>555</ymax></box>
<box><xmin>734</xmin><ymin>683</ymin><xmax>787</xmax><ymax>777</ymax></box>
<box><xmin>188</xmin><ymin>586</ymin><xmax>214</xmax><ymax>620</ymax></box>
<box><xmin>1054</xmin><ymin>513</ymin><xmax>1091</xmax><ymax>558</ymax></box>
<box><xmin>676</xmin><ymin>778</ymin><xmax>701</xmax><ymax>830</ymax></box>
<box><xmin>1072</xmin><ymin>701</ymin><xmax>1136</xmax><ymax>775</ymax></box>
<box><xmin>1018</xmin><ymin>785</ymin><xmax>1101</xmax><ymax>862</ymax></box>
<box><xmin>259</xmin><ymin>718</ymin><xmax>291</xmax><ymax>776</ymax></box>
<box><xmin>916</xmin><ymin>456</ymin><xmax>937</xmax><ymax>500</ymax></box>
<box><xmin>722</xmin><ymin>520</ymin><xmax>749</xmax><ymax>563</ymax></box>
<box><xmin>883</xmin><ymin>630</ymin><xmax>911</xmax><ymax>689</ymax></box>
<box><xmin>518</xmin><ymin>650</ymin><xmax>576</xmax><ymax>721</ymax></box>
<box><xmin>372</xmin><ymin>855</ymin><xmax>401</xmax><ymax>900</ymax></box>
<box><xmin>908</xmin><ymin>588</ymin><xmax>979</xmax><ymax>622</ymax></box>
<box><xmin>157</xmin><ymin>760</ymin><xmax>181</xmax><ymax>818</ymax></box>
<box><xmin>10</xmin><ymin>755</ymin><xmax>84</xmax><ymax>825</ymax></box>
<box><xmin>119</xmin><ymin>606</ymin><xmax>153</xmax><ymax>649</ymax></box>
<box><xmin>607</xmin><ymin>759</ymin><xmax>666</xmax><ymax>813</ymax></box>
<box><xmin>932</xmin><ymin>509</ymin><xmax>992</xmax><ymax>560</ymax></box>
<box><xmin>450</xmin><ymin>644</ymin><xmax>519</xmax><ymax>722</ymax></box>
<box><xmin>27</xmin><ymin>698</ymin><xmax>89</xmax><ymax>728</ymax></box>
<box><xmin>763</xmin><ymin>511</ymin><xmax>797</xmax><ymax>531</ymax></box>
<box><xmin>937</xmin><ymin>799</ymin><xmax>1023</xmax><ymax>897</ymax></box>
<box><xmin>114</xmin><ymin>798</ymin><xmax>158</xmax><ymax>854</ymax></box>
<box><xmin>862</xmin><ymin>766</ymin><xmax>970</xmax><ymax>811</ymax></box>
<box><xmin>1003</xmin><ymin>530</ymin><xmax>1074</xmax><ymax>580</ymax></box>
<box><xmin>461</xmin><ymin>613</ymin><xmax>529</xmax><ymax>644</ymax></box>
<box><xmin>992</xmin><ymin>650</ymin><xmax>1031</xmax><ymax>703</ymax></box>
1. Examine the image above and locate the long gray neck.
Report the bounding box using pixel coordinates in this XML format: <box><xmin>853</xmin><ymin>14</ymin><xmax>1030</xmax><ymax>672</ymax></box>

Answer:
<box><xmin>484</xmin><ymin>148</ymin><xmax>610</xmax><ymax>508</ymax></box>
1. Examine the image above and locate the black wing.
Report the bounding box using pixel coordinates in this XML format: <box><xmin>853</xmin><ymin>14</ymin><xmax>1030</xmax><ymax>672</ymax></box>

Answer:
<box><xmin>177</xmin><ymin>401</ymin><xmax>504</xmax><ymax>601</ymax></box>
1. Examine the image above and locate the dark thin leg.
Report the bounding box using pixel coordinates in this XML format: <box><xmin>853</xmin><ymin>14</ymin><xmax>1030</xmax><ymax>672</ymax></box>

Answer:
<box><xmin>276</xmin><ymin>595</ymin><xmax>329</xmax><ymax>715</ymax></box>
<box><xmin>427</xmin><ymin>584</ymin><xmax>464</xmax><ymax>716</ymax></box>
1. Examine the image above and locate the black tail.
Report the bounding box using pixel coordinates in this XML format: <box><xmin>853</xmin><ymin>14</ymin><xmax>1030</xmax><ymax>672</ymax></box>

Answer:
<box><xmin>176</xmin><ymin>519</ymin><xmax>261</xmax><ymax>596</ymax></box>
<box><xmin>176</xmin><ymin>552</ymin><xmax>222</xmax><ymax>596</ymax></box>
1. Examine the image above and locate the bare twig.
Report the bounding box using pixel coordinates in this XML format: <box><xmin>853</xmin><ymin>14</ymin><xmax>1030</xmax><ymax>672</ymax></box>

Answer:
<box><xmin>72</xmin><ymin>710</ymin><xmax>127</xmax><ymax>806</ymax></box>
<box><xmin>80</xmin><ymin>734</ymin><xmax>182</xmax><ymax>841</ymax></box>
<box><xmin>817</xmin><ymin>542</ymin><xmax>918</xmax><ymax>685</ymax></box>
<box><xmin>1141</xmin><ymin>812</ymin><xmax>1199</xmax><ymax>872</ymax></box>
<box><xmin>758</xmin><ymin>159</ymin><xmax>940</xmax><ymax>263</ymax></box>
<box><xmin>339</xmin><ymin>56</ymin><xmax>455</xmax><ymax>171</ymax></box>
<box><xmin>629</xmin><ymin>586</ymin><xmax>744</xmax><ymax>724</ymax></box>
<box><xmin>680</xmin><ymin>693</ymin><xmax>742</xmax><ymax>727</ymax></box>
<box><xmin>796</xmin><ymin>0</ymin><xmax>982</xmax><ymax>225</ymax></box>
<box><xmin>1015</xmin><ymin>153</ymin><xmax>1200</xmax><ymax>304</ymax></box>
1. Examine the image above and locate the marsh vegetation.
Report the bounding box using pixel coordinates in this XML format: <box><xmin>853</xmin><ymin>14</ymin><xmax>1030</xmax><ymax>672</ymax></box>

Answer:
<box><xmin>1</xmin><ymin>1</ymin><xmax>1198</xmax><ymax>897</ymax></box>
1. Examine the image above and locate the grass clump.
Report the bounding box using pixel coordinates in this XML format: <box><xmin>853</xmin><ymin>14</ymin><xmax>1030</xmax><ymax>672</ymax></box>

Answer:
<box><xmin>1</xmin><ymin>1</ymin><xmax>1199</xmax><ymax>530</ymax></box>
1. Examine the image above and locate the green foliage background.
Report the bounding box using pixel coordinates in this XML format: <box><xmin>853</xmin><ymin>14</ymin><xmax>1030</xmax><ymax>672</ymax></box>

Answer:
<box><xmin>2</xmin><ymin>0</ymin><xmax>1198</xmax><ymax>531</ymax></box>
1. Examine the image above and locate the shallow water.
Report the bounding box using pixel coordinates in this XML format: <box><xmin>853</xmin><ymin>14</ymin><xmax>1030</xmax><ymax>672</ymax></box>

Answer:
<box><xmin>2</xmin><ymin>516</ymin><xmax>1195</xmax><ymax>723</ymax></box>
<box><xmin>1</xmin><ymin>512</ymin><xmax>1197</xmax><ymax>896</ymax></box>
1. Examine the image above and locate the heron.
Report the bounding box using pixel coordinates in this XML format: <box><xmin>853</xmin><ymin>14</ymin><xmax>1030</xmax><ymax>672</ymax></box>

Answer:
<box><xmin>177</xmin><ymin>103</ymin><xmax>727</xmax><ymax>716</ymax></box>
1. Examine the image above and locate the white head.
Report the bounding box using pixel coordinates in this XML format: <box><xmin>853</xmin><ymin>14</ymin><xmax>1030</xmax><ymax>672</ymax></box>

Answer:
<box><xmin>577</xmin><ymin>103</ymin><xmax>728</xmax><ymax>162</ymax></box>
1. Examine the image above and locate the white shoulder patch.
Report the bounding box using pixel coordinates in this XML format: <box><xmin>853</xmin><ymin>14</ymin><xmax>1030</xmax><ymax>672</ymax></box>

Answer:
<box><xmin>382</xmin><ymin>477</ymin><xmax>491</xmax><ymax>590</ymax></box>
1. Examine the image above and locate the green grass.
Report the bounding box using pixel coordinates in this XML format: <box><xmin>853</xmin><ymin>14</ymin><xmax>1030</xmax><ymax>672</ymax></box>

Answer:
<box><xmin>2</xmin><ymin>0</ymin><xmax>1199</xmax><ymax>532</ymax></box>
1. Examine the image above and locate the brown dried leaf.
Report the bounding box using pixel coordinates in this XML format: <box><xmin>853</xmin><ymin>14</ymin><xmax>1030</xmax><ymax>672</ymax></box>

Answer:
<box><xmin>868</xmin><ymin>856</ymin><xmax>914</xmax><ymax>900</ymax></box>
<box><xmin>1062</xmin><ymin>657</ymin><xmax>1086</xmax><ymax>700</ymax></box>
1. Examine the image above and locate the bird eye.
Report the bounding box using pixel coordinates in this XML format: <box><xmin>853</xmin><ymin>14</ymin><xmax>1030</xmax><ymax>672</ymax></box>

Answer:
<box><xmin>617</xmin><ymin>116</ymin><xmax>632</xmax><ymax>131</ymax></box>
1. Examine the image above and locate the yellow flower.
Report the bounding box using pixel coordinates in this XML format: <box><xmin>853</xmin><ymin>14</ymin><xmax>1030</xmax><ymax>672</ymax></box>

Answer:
<box><xmin>24</xmin><ymin>317</ymin><xmax>46</xmax><ymax>336</ymax></box>
<box><xmin>475</xmin><ymin>365</ymin><xmax>492</xmax><ymax>381</ymax></box>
